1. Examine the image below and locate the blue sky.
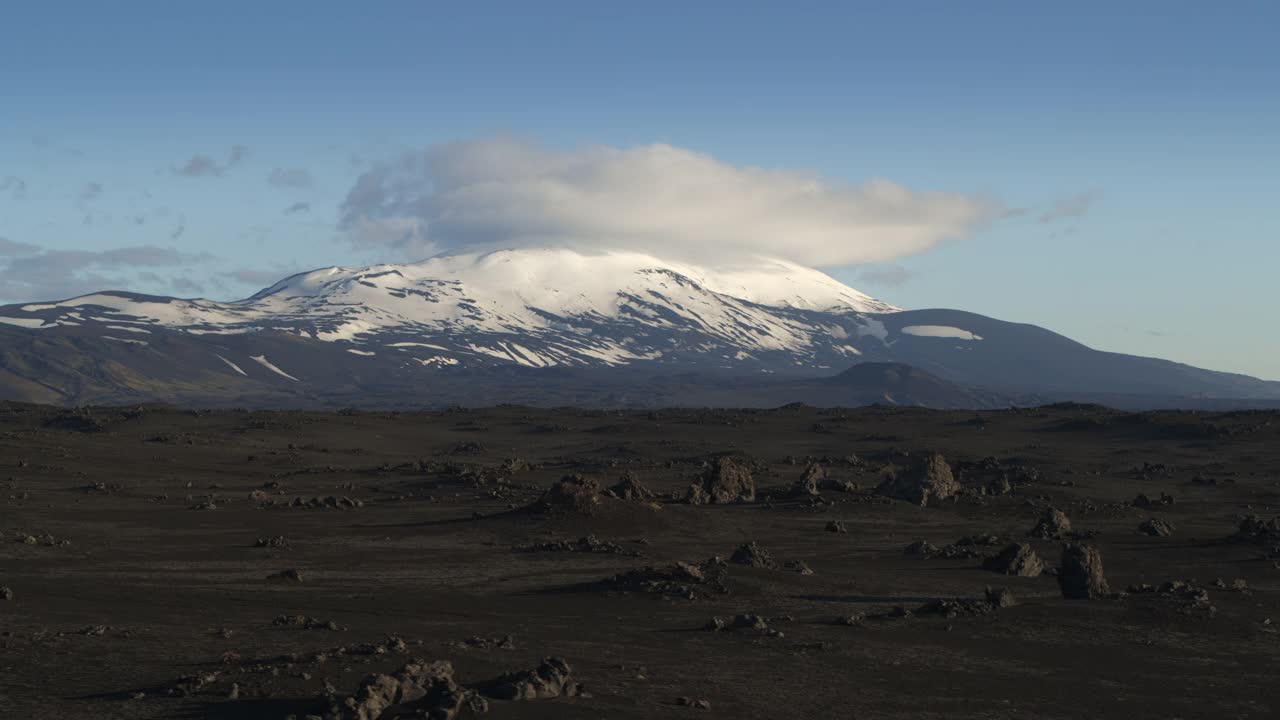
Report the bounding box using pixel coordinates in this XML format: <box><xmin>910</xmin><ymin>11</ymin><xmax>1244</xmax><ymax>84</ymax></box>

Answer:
<box><xmin>2</xmin><ymin>2</ymin><xmax>1278</xmax><ymax>378</ymax></box>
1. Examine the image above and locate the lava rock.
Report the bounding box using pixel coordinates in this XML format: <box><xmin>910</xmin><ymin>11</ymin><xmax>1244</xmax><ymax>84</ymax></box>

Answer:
<box><xmin>1138</xmin><ymin>517</ymin><xmax>1175</xmax><ymax>537</ymax></box>
<box><xmin>687</xmin><ymin>457</ymin><xmax>755</xmax><ymax>504</ymax></box>
<box><xmin>479</xmin><ymin>656</ymin><xmax>584</xmax><ymax>701</ymax></box>
<box><xmin>876</xmin><ymin>453</ymin><xmax>959</xmax><ymax>507</ymax></box>
<box><xmin>1058</xmin><ymin>543</ymin><xmax>1110</xmax><ymax>599</ymax></box>
<box><xmin>730</xmin><ymin>541</ymin><xmax>777</xmax><ymax>569</ymax></box>
<box><xmin>982</xmin><ymin>543</ymin><xmax>1045</xmax><ymax>577</ymax></box>
<box><xmin>1029</xmin><ymin>507</ymin><xmax>1072</xmax><ymax>539</ymax></box>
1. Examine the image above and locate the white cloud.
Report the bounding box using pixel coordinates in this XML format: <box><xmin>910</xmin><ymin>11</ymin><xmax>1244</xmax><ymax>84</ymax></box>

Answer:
<box><xmin>339</xmin><ymin>137</ymin><xmax>1003</xmax><ymax>267</ymax></box>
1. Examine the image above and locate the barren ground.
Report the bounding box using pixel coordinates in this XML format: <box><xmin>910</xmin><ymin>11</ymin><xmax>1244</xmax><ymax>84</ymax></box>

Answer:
<box><xmin>2</xmin><ymin>402</ymin><xmax>1278</xmax><ymax>719</ymax></box>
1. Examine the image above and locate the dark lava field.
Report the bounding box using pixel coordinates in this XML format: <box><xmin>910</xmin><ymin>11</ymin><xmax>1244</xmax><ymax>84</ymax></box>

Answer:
<box><xmin>2</xmin><ymin>401</ymin><xmax>1279</xmax><ymax>719</ymax></box>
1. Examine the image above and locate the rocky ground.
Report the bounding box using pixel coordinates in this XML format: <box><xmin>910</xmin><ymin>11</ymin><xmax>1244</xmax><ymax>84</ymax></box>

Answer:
<box><xmin>1</xmin><ymin>401</ymin><xmax>1278</xmax><ymax>719</ymax></box>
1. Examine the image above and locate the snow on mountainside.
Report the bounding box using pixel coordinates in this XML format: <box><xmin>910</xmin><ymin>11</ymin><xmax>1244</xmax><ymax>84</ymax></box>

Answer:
<box><xmin>3</xmin><ymin>247</ymin><xmax>1279</xmax><ymax>407</ymax></box>
<box><xmin>0</xmin><ymin>248</ymin><xmax>900</xmax><ymax>370</ymax></box>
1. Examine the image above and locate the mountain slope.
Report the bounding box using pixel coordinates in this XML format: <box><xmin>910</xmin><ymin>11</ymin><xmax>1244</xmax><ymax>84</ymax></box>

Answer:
<box><xmin>0</xmin><ymin>248</ymin><xmax>1277</xmax><ymax>408</ymax></box>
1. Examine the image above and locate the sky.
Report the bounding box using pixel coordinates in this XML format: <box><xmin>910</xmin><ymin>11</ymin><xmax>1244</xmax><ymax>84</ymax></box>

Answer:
<box><xmin>2</xmin><ymin>2</ymin><xmax>1278</xmax><ymax>379</ymax></box>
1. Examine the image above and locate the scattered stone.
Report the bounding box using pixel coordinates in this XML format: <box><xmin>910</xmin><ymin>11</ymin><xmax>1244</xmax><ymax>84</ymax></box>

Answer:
<box><xmin>266</xmin><ymin>568</ymin><xmax>304</xmax><ymax>582</ymax></box>
<box><xmin>706</xmin><ymin>614</ymin><xmax>783</xmax><ymax>637</ymax></box>
<box><xmin>1138</xmin><ymin>517</ymin><xmax>1175</xmax><ymax>537</ymax></box>
<box><xmin>1212</xmin><ymin>577</ymin><xmax>1250</xmax><ymax>593</ymax></box>
<box><xmin>168</xmin><ymin>671</ymin><xmax>222</xmax><ymax>698</ymax></box>
<box><xmin>254</xmin><ymin>536</ymin><xmax>290</xmax><ymax>549</ymax></box>
<box><xmin>876</xmin><ymin>453</ymin><xmax>959</xmax><ymax>507</ymax></box>
<box><xmin>983</xmin><ymin>543</ymin><xmax>1045</xmax><ymax>577</ymax></box>
<box><xmin>1058</xmin><ymin>543</ymin><xmax>1109</xmax><ymax>599</ymax></box>
<box><xmin>1029</xmin><ymin>507</ymin><xmax>1073</xmax><ymax>539</ymax></box>
<box><xmin>904</xmin><ymin>540</ymin><xmax>940</xmax><ymax>556</ymax></box>
<box><xmin>825</xmin><ymin>521</ymin><xmax>847</xmax><ymax>534</ymax></box>
<box><xmin>730</xmin><ymin>541</ymin><xmax>777</xmax><ymax>569</ymax></box>
<box><xmin>784</xmin><ymin>559</ymin><xmax>814</xmax><ymax>575</ymax></box>
<box><xmin>454</xmin><ymin>635</ymin><xmax>516</xmax><ymax>650</ymax></box>
<box><xmin>0</xmin><ymin>586</ymin><xmax>12</xmax><ymax>600</ymax></box>
<box><xmin>598</xmin><ymin>561</ymin><xmax>725</xmax><ymax>599</ymax></box>
<box><xmin>686</xmin><ymin>456</ymin><xmax>755</xmax><ymax>504</ymax></box>
<box><xmin>517</xmin><ymin>534</ymin><xmax>639</xmax><ymax>556</ymax></box>
<box><xmin>677</xmin><ymin>697</ymin><xmax>712</xmax><ymax>710</ymax></box>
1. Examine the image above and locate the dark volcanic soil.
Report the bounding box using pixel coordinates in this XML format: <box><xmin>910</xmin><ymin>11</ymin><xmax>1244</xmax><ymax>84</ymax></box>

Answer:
<box><xmin>2</xmin><ymin>402</ymin><xmax>1278</xmax><ymax>719</ymax></box>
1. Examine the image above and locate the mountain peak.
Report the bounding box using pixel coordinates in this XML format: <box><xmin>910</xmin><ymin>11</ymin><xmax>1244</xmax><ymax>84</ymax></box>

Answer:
<box><xmin>247</xmin><ymin>248</ymin><xmax>898</xmax><ymax>316</ymax></box>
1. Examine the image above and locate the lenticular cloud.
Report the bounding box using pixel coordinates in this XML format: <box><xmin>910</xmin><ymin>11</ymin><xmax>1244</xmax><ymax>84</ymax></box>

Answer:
<box><xmin>339</xmin><ymin>136</ymin><xmax>1002</xmax><ymax>267</ymax></box>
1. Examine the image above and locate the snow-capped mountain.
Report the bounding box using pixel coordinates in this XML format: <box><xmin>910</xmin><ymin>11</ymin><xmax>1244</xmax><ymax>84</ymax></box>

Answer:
<box><xmin>1</xmin><ymin>248</ymin><xmax>1278</xmax><ymax>408</ymax></box>
<box><xmin>0</xmin><ymin>249</ymin><xmax>900</xmax><ymax>371</ymax></box>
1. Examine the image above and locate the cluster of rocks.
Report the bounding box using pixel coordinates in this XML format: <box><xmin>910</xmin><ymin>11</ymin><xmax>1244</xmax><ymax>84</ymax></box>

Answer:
<box><xmin>254</xmin><ymin>536</ymin><xmax>291</xmax><ymax>549</ymax></box>
<box><xmin>704</xmin><ymin>613</ymin><xmax>785</xmax><ymax>637</ymax></box>
<box><xmin>918</xmin><ymin>587</ymin><xmax>1017</xmax><ymax>618</ymax></box>
<box><xmin>730</xmin><ymin>542</ymin><xmax>813</xmax><ymax>574</ymax></box>
<box><xmin>1126</xmin><ymin>579</ymin><xmax>1219</xmax><ymax>616</ymax></box>
<box><xmin>876</xmin><ymin>453</ymin><xmax>960</xmax><ymax>507</ymax></box>
<box><xmin>1138</xmin><ymin>517</ymin><xmax>1175</xmax><ymax>537</ymax></box>
<box><xmin>1230</xmin><ymin>515</ymin><xmax>1280</xmax><ymax>556</ymax></box>
<box><xmin>9</xmin><ymin>530</ymin><xmax>70</xmax><ymax>547</ymax></box>
<box><xmin>953</xmin><ymin>456</ymin><xmax>1041</xmax><ymax>495</ymax></box>
<box><xmin>273</xmin><ymin>614</ymin><xmax>344</xmax><ymax>631</ymax></box>
<box><xmin>530</xmin><ymin>475</ymin><xmax>602</xmax><ymax>515</ymax></box>
<box><xmin>451</xmin><ymin>635</ymin><xmax>515</xmax><ymax>651</ymax></box>
<box><xmin>1132</xmin><ymin>492</ymin><xmax>1175</xmax><ymax>508</ymax></box>
<box><xmin>477</xmin><ymin>656</ymin><xmax>586</xmax><ymax>700</ymax></box>
<box><xmin>515</xmin><ymin>534</ymin><xmax>639</xmax><ymax>557</ymax></box>
<box><xmin>905</xmin><ymin>534</ymin><xmax>1003</xmax><ymax>560</ymax></box>
<box><xmin>284</xmin><ymin>495</ymin><xmax>364</xmax><ymax>510</ymax></box>
<box><xmin>686</xmin><ymin>457</ymin><xmax>755</xmax><ymax>505</ymax></box>
<box><xmin>329</xmin><ymin>659</ymin><xmax>487</xmax><ymax>720</ymax></box>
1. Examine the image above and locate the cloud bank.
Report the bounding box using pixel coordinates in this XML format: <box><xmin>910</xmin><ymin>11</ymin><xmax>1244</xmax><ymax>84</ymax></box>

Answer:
<box><xmin>338</xmin><ymin>137</ymin><xmax>1002</xmax><ymax>267</ymax></box>
<box><xmin>0</xmin><ymin>242</ymin><xmax>210</xmax><ymax>301</ymax></box>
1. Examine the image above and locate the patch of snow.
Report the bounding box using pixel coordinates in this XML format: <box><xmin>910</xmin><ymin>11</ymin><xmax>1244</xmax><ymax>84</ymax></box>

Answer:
<box><xmin>215</xmin><ymin>354</ymin><xmax>248</xmax><ymax>376</ymax></box>
<box><xmin>856</xmin><ymin>319</ymin><xmax>888</xmax><ymax>342</ymax></box>
<box><xmin>346</xmin><ymin>349</ymin><xmax>376</xmax><ymax>356</ymax></box>
<box><xmin>107</xmin><ymin>325</ymin><xmax>151</xmax><ymax>334</ymax></box>
<box><xmin>0</xmin><ymin>316</ymin><xmax>45</xmax><ymax>328</ymax></box>
<box><xmin>250</xmin><ymin>355</ymin><xmax>300</xmax><ymax>381</ymax></box>
<box><xmin>416</xmin><ymin>356</ymin><xmax>459</xmax><ymax>367</ymax></box>
<box><xmin>103</xmin><ymin>335</ymin><xmax>148</xmax><ymax>345</ymax></box>
<box><xmin>901</xmin><ymin>325</ymin><xmax>983</xmax><ymax>341</ymax></box>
